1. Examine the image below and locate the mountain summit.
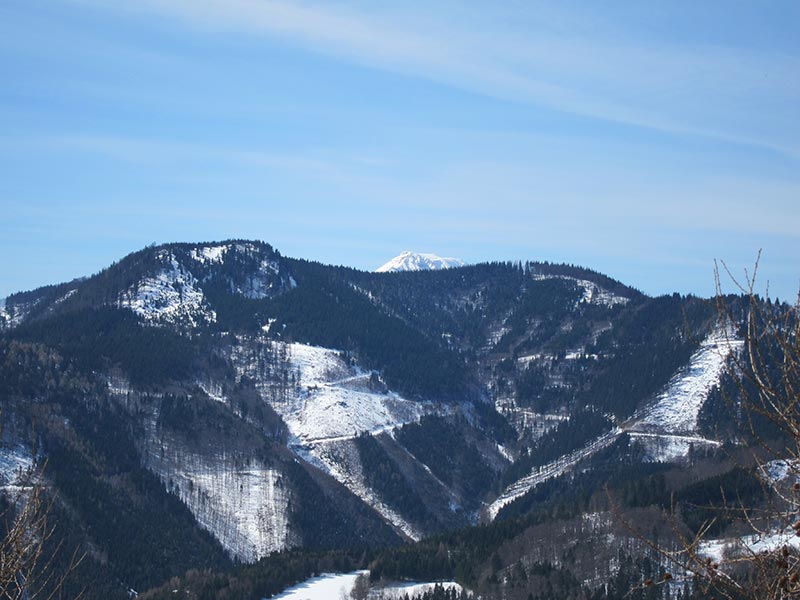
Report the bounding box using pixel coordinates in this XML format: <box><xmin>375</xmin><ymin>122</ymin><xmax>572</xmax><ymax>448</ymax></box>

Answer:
<box><xmin>376</xmin><ymin>251</ymin><xmax>465</xmax><ymax>273</ymax></box>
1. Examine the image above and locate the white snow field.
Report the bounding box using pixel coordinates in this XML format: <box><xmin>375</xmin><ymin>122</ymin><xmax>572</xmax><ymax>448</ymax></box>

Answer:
<box><xmin>700</xmin><ymin>528</ymin><xmax>800</xmax><ymax>564</ymax></box>
<box><xmin>628</xmin><ymin>328</ymin><xmax>743</xmax><ymax>461</ymax></box>
<box><xmin>277</xmin><ymin>343</ymin><xmax>433</xmax><ymax>445</ymax></box>
<box><xmin>142</xmin><ymin>440</ymin><xmax>292</xmax><ymax>563</ymax></box>
<box><xmin>224</xmin><ymin>340</ymin><xmax>445</xmax><ymax>551</ymax></box>
<box><xmin>633</xmin><ymin>329</ymin><xmax>743</xmax><ymax>434</ymax></box>
<box><xmin>265</xmin><ymin>571</ymin><xmax>465</xmax><ymax>600</ymax></box>
<box><xmin>267</xmin><ymin>571</ymin><xmax>368</xmax><ymax>600</ymax></box>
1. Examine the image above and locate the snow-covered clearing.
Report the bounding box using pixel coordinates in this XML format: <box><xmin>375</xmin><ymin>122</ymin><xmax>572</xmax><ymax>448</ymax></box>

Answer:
<box><xmin>700</xmin><ymin>528</ymin><xmax>800</xmax><ymax>564</ymax></box>
<box><xmin>278</xmin><ymin>343</ymin><xmax>433</xmax><ymax>445</ymax></box>
<box><xmin>143</xmin><ymin>442</ymin><xmax>291</xmax><ymax>562</ymax></box>
<box><xmin>530</xmin><ymin>274</ymin><xmax>630</xmax><ymax>307</ymax></box>
<box><xmin>267</xmin><ymin>571</ymin><xmax>368</xmax><ymax>600</ymax></box>
<box><xmin>230</xmin><ymin>340</ymin><xmax>446</xmax><ymax>547</ymax></box>
<box><xmin>626</xmin><ymin>328</ymin><xmax>743</xmax><ymax>461</ymax></box>
<box><xmin>189</xmin><ymin>244</ymin><xmax>229</xmax><ymax>264</ymax></box>
<box><xmin>632</xmin><ymin>329</ymin><xmax>743</xmax><ymax>435</ymax></box>
<box><xmin>273</xmin><ymin>343</ymin><xmax>446</xmax><ymax>540</ymax></box>
<box><xmin>265</xmin><ymin>571</ymin><xmax>465</xmax><ymax>600</ymax></box>
<box><xmin>761</xmin><ymin>459</ymin><xmax>800</xmax><ymax>484</ymax></box>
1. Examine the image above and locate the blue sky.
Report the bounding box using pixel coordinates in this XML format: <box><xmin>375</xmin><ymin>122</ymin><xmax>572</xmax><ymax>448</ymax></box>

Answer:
<box><xmin>1</xmin><ymin>0</ymin><xmax>798</xmax><ymax>300</ymax></box>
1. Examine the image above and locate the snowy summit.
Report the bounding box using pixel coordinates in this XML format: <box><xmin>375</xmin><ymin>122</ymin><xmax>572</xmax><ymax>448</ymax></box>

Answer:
<box><xmin>376</xmin><ymin>251</ymin><xmax>464</xmax><ymax>273</ymax></box>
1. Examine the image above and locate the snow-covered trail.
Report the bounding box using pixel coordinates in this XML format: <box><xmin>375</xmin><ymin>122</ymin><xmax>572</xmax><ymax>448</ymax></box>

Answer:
<box><xmin>486</xmin><ymin>428</ymin><xmax>622</xmax><ymax>520</ymax></box>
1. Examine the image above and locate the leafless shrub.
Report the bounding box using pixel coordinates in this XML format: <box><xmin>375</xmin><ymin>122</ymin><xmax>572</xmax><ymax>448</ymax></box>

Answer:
<box><xmin>0</xmin><ymin>467</ymin><xmax>84</xmax><ymax>600</ymax></box>
<box><xmin>614</xmin><ymin>255</ymin><xmax>800</xmax><ymax>599</ymax></box>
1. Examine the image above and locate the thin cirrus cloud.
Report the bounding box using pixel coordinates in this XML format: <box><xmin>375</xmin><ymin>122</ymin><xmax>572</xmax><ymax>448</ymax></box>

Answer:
<box><xmin>80</xmin><ymin>0</ymin><xmax>800</xmax><ymax>158</ymax></box>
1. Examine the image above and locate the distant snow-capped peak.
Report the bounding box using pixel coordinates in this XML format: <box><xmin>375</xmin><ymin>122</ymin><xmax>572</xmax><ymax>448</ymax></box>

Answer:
<box><xmin>376</xmin><ymin>251</ymin><xmax>465</xmax><ymax>273</ymax></box>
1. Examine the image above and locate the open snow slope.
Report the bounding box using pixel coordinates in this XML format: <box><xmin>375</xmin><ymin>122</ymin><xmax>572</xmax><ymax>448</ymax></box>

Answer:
<box><xmin>531</xmin><ymin>273</ymin><xmax>630</xmax><ymax>307</ymax></box>
<box><xmin>266</xmin><ymin>571</ymin><xmax>465</xmax><ymax>600</ymax></box>
<box><xmin>276</xmin><ymin>343</ymin><xmax>432</xmax><ymax>445</ymax></box>
<box><xmin>632</xmin><ymin>329</ymin><xmax>743</xmax><ymax>435</ymax></box>
<box><xmin>628</xmin><ymin>328</ymin><xmax>743</xmax><ymax>461</ymax></box>
<box><xmin>268</xmin><ymin>571</ymin><xmax>368</xmax><ymax>600</ymax></box>
<box><xmin>700</xmin><ymin>528</ymin><xmax>800</xmax><ymax>564</ymax></box>
<box><xmin>142</xmin><ymin>439</ymin><xmax>292</xmax><ymax>563</ymax></box>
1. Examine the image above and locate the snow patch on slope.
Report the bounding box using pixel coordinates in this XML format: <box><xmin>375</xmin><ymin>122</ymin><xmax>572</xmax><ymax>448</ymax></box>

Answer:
<box><xmin>574</xmin><ymin>278</ymin><xmax>630</xmax><ymax>307</ymax></box>
<box><xmin>190</xmin><ymin>244</ymin><xmax>228</xmax><ymax>264</ymax></box>
<box><xmin>119</xmin><ymin>250</ymin><xmax>215</xmax><ymax>326</ymax></box>
<box><xmin>229</xmin><ymin>339</ymin><xmax>444</xmax><ymax>538</ymax></box>
<box><xmin>143</xmin><ymin>442</ymin><xmax>292</xmax><ymax>562</ymax></box>
<box><xmin>761</xmin><ymin>459</ymin><xmax>800</xmax><ymax>485</ymax></box>
<box><xmin>0</xmin><ymin>445</ymin><xmax>34</xmax><ymax>489</ymax></box>
<box><xmin>267</xmin><ymin>571</ymin><xmax>465</xmax><ymax>600</ymax></box>
<box><xmin>0</xmin><ymin>297</ymin><xmax>8</xmax><ymax>328</ymax></box>
<box><xmin>278</xmin><ymin>343</ymin><xmax>431</xmax><ymax>444</ymax></box>
<box><xmin>269</xmin><ymin>571</ymin><xmax>368</xmax><ymax>600</ymax></box>
<box><xmin>0</xmin><ymin>297</ymin><xmax>38</xmax><ymax>328</ymax></box>
<box><xmin>700</xmin><ymin>528</ymin><xmax>800</xmax><ymax>564</ymax></box>
<box><xmin>189</xmin><ymin>242</ymin><xmax>289</xmax><ymax>299</ymax></box>
<box><xmin>628</xmin><ymin>328</ymin><xmax>743</xmax><ymax>461</ymax></box>
<box><xmin>376</xmin><ymin>251</ymin><xmax>464</xmax><ymax>273</ymax></box>
<box><xmin>633</xmin><ymin>329</ymin><xmax>743</xmax><ymax>435</ymax></box>
<box><xmin>531</xmin><ymin>274</ymin><xmax>630</xmax><ymax>307</ymax></box>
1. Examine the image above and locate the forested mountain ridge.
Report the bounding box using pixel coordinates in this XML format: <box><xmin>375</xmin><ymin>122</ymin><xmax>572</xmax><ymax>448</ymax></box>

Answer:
<box><xmin>0</xmin><ymin>239</ymin><xmax>769</xmax><ymax>599</ymax></box>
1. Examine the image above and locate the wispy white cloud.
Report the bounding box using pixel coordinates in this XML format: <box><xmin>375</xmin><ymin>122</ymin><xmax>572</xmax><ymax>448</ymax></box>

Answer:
<box><xmin>0</xmin><ymin>133</ymin><xmax>343</xmax><ymax>174</ymax></box>
<box><xmin>77</xmin><ymin>0</ymin><xmax>800</xmax><ymax>158</ymax></box>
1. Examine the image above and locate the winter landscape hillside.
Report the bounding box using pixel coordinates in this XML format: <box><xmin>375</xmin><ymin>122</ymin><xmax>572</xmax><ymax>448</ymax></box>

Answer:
<box><xmin>2</xmin><ymin>240</ymin><xmax>792</xmax><ymax>600</ymax></box>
